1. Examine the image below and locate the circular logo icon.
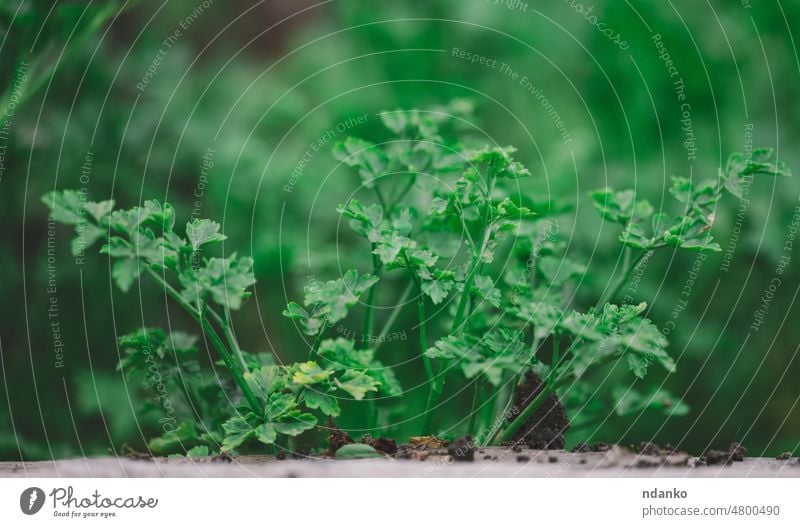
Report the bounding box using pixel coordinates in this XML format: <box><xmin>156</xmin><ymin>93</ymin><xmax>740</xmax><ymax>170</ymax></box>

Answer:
<box><xmin>20</xmin><ymin>487</ymin><xmax>45</xmax><ymax>515</ymax></box>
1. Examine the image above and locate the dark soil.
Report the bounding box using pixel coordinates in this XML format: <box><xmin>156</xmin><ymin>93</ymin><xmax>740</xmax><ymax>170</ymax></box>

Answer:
<box><xmin>636</xmin><ymin>442</ymin><xmax>662</xmax><ymax>456</ymax></box>
<box><xmin>626</xmin><ymin>442</ymin><xmax>690</xmax><ymax>467</ymax></box>
<box><xmin>448</xmin><ymin>436</ymin><xmax>475</xmax><ymax>462</ymax></box>
<box><xmin>396</xmin><ymin>443</ymin><xmax>429</xmax><ymax>461</ymax></box>
<box><xmin>776</xmin><ymin>452</ymin><xmax>792</xmax><ymax>461</ymax></box>
<box><xmin>409</xmin><ymin>436</ymin><xmax>446</xmax><ymax>449</ymax></box>
<box><xmin>509</xmin><ymin>371</ymin><xmax>569</xmax><ymax>449</ymax></box>
<box><xmin>396</xmin><ymin>444</ymin><xmax>414</xmax><ymax>458</ymax></box>
<box><xmin>326</xmin><ymin>421</ymin><xmax>398</xmax><ymax>458</ymax></box>
<box><xmin>360</xmin><ymin>434</ymin><xmax>398</xmax><ymax>456</ymax></box>
<box><xmin>326</xmin><ymin>419</ymin><xmax>354</xmax><ymax>456</ymax></box>
<box><xmin>571</xmin><ymin>442</ymin><xmax>591</xmax><ymax>453</ymax></box>
<box><xmin>700</xmin><ymin>443</ymin><xmax>747</xmax><ymax>466</ymax></box>
<box><xmin>571</xmin><ymin>441</ymin><xmax>612</xmax><ymax>453</ymax></box>
<box><xmin>290</xmin><ymin>409</ymin><xmax>755</xmax><ymax>468</ymax></box>
<box><xmin>292</xmin><ymin>446</ymin><xmax>311</xmax><ymax>459</ymax></box>
<box><xmin>634</xmin><ymin>441</ymin><xmax>681</xmax><ymax>457</ymax></box>
<box><xmin>590</xmin><ymin>442</ymin><xmax>612</xmax><ymax>452</ymax></box>
<box><xmin>634</xmin><ymin>457</ymin><xmax>664</xmax><ymax>468</ymax></box>
<box><xmin>699</xmin><ymin>450</ymin><xmax>730</xmax><ymax>465</ymax></box>
<box><xmin>728</xmin><ymin>442</ymin><xmax>747</xmax><ymax>461</ymax></box>
<box><xmin>212</xmin><ymin>452</ymin><xmax>233</xmax><ymax>463</ymax></box>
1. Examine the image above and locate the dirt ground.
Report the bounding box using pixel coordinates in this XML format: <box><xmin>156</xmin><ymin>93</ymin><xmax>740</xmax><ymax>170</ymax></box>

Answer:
<box><xmin>1</xmin><ymin>447</ymin><xmax>798</xmax><ymax>477</ymax></box>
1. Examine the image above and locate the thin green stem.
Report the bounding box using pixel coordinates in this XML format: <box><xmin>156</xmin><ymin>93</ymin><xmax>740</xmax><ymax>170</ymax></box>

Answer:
<box><xmin>492</xmin><ymin>349</ymin><xmax>624</xmax><ymax>444</ymax></box>
<box><xmin>362</xmin><ymin>248</ymin><xmax>381</xmax><ymax>346</ymax></box>
<box><xmin>493</xmin><ymin>382</ymin><xmax>556</xmax><ymax>444</ymax></box>
<box><xmin>392</xmin><ymin>175</ymin><xmax>416</xmax><ymax>205</ymax></box>
<box><xmin>362</xmin><ymin>249</ymin><xmax>383</xmax><ymax>431</ymax></box>
<box><xmin>224</xmin><ymin>306</ymin><xmax>243</xmax><ymax>355</ymax></box>
<box><xmin>552</xmin><ymin>333</ymin><xmax>560</xmax><ymax>369</ymax></box>
<box><xmin>529</xmin><ymin>333</ymin><xmax>541</xmax><ymax>360</ymax></box>
<box><xmin>595</xmin><ymin>244</ymin><xmax>665</xmax><ymax>310</ymax></box>
<box><xmin>407</xmin><ymin>268</ymin><xmax>432</xmax><ymax>380</ymax></box>
<box><xmin>454</xmin><ymin>202</ymin><xmax>476</xmax><ymax>249</ymax></box>
<box><xmin>145</xmin><ymin>269</ymin><xmax>260</xmax><ymax>412</ymax></box>
<box><xmin>366</xmin><ymin>398</ymin><xmax>378</xmax><ymax>430</ymax></box>
<box><xmin>422</xmin><ymin>375</ymin><xmax>443</xmax><ymax>435</ymax></box>
<box><xmin>423</xmin><ymin>175</ymin><xmax>496</xmax><ymax>435</ymax></box>
<box><xmin>451</xmin><ymin>254</ymin><xmax>480</xmax><ymax>334</ymax></box>
<box><xmin>479</xmin><ymin>382</ymin><xmax>494</xmax><ymax>435</ymax></box>
<box><xmin>372</xmin><ymin>281</ymin><xmax>413</xmax><ymax>353</ymax></box>
<box><xmin>207</xmin><ymin>307</ymin><xmax>248</xmax><ymax>372</ymax></box>
<box><xmin>309</xmin><ymin>320</ymin><xmax>330</xmax><ymax>359</ymax></box>
<box><xmin>492</xmin><ymin>329</ymin><xmax>547</xmax><ymax>443</ymax></box>
<box><xmin>467</xmin><ymin>380</ymin><xmax>482</xmax><ymax>433</ymax></box>
<box><xmin>452</xmin><ymin>174</ymin><xmax>495</xmax><ymax>335</ymax></box>
<box><xmin>374</xmin><ymin>185</ymin><xmax>387</xmax><ymax>211</ymax></box>
<box><xmin>595</xmin><ymin>248</ymin><xmax>646</xmax><ymax>310</ymax></box>
<box><xmin>426</xmin><ymin>249</ymin><xmax>482</xmax><ymax>434</ymax></box>
<box><xmin>482</xmin><ymin>381</ymin><xmax>515</xmax><ymax>446</ymax></box>
<box><xmin>407</xmin><ymin>264</ymin><xmax>439</xmax><ymax>435</ymax></box>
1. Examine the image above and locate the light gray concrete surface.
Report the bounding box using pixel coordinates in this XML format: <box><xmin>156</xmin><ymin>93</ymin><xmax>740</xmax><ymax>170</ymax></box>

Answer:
<box><xmin>1</xmin><ymin>448</ymin><xmax>798</xmax><ymax>477</ymax></box>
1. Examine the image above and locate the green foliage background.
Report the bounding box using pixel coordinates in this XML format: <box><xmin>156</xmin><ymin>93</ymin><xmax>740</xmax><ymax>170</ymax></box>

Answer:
<box><xmin>2</xmin><ymin>0</ymin><xmax>799</xmax><ymax>459</ymax></box>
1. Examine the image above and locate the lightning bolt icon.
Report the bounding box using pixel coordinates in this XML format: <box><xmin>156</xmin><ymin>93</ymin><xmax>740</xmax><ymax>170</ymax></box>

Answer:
<box><xmin>28</xmin><ymin>490</ymin><xmax>37</xmax><ymax>511</ymax></box>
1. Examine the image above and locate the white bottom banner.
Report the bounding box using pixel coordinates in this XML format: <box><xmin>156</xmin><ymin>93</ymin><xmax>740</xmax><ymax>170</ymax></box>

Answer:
<box><xmin>1</xmin><ymin>478</ymin><xmax>796</xmax><ymax>526</ymax></box>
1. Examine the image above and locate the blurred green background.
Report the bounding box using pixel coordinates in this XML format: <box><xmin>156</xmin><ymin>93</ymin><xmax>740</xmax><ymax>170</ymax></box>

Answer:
<box><xmin>2</xmin><ymin>0</ymin><xmax>799</xmax><ymax>459</ymax></box>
